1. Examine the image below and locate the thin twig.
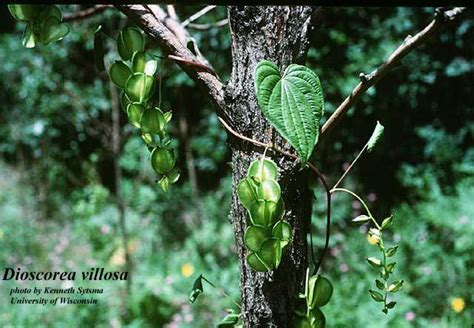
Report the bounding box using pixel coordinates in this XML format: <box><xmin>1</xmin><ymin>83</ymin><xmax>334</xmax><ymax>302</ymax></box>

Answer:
<box><xmin>332</xmin><ymin>144</ymin><xmax>368</xmax><ymax>190</ymax></box>
<box><xmin>63</xmin><ymin>5</ymin><xmax>112</xmax><ymax>22</ymax></box>
<box><xmin>182</xmin><ymin>5</ymin><xmax>217</xmax><ymax>27</ymax></box>
<box><xmin>320</xmin><ymin>7</ymin><xmax>467</xmax><ymax>138</ymax></box>
<box><xmin>188</xmin><ymin>19</ymin><xmax>229</xmax><ymax>30</ymax></box>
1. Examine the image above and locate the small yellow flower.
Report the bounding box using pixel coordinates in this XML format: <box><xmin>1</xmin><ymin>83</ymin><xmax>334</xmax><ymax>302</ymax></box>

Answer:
<box><xmin>0</xmin><ymin>228</ymin><xmax>4</xmax><ymax>240</ymax></box>
<box><xmin>181</xmin><ymin>263</ymin><xmax>194</xmax><ymax>278</ymax></box>
<box><xmin>451</xmin><ymin>297</ymin><xmax>465</xmax><ymax>313</ymax></box>
<box><xmin>367</xmin><ymin>233</ymin><xmax>379</xmax><ymax>245</ymax></box>
<box><xmin>109</xmin><ymin>248</ymin><xmax>126</xmax><ymax>266</ymax></box>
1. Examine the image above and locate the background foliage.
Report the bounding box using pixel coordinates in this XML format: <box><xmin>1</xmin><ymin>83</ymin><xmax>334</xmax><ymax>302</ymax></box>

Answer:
<box><xmin>0</xmin><ymin>5</ymin><xmax>472</xmax><ymax>327</ymax></box>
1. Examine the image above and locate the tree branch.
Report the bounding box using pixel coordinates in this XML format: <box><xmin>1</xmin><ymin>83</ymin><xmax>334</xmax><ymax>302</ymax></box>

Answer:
<box><xmin>63</xmin><ymin>5</ymin><xmax>112</xmax><ymax>22</ymax></box>
<box><xmin>320</xmin><ymin>7</ymin><xmax>467</xmax><ymax>138</ymax></box>
<box><xmin>188</xmin><ymin>19</ymin><xmax>229</xmax><ymax>30</ymax></box>
<box><xmin>116</xmin><ymin>5</ymin><xmax>233</xmax><ymax>127</ymax></box>
<box><xmin>182</xmin><ymin>5</ymin><xmax>217</xmax><ymax>27</ymax></box>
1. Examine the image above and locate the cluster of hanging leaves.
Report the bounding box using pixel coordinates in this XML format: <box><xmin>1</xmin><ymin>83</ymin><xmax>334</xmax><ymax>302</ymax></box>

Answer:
<box><xmin>254</xmin><ymin>60</ymin><xmax>324</xmax><ymax>164</ymax></box>
<box><xmin>237</xmin><ymin>157</ymin><xmax>291</xmax><ymax>272</ymax></box>
<box><xmin>294</xmin><ymin>269</ymin><xmax>333</xmax><ymax>328</ymax></box>
<box><xmin>108</xmin><ymin>27</ymin><xmax>179</xmax><ymax>191</ymax></box>
<box><xmin>355</xmin><ymin>214</ymin><xmax>403</xmax><ymax>314</ymax></box>
<box><xmin>8</xmin><ymin>5</ymin><xmax>70</xmax><ymax>48</ymax></box>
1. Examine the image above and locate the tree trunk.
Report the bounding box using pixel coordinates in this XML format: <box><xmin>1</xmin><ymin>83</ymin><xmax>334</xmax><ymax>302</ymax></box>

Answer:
<box><xmin>226</xmin><ymin>6</ymin><xmax>315</xmax><ymax>327</ymax></box>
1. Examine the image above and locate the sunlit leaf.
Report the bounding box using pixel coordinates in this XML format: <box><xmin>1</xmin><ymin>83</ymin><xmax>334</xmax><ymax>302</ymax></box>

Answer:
<box><xmin>189</xmin><ymin>274</ymin><xmax>203</xmax><ymax>303</ymax></box>
<box><xmin>367</xmin><ymin>120</ymin><xmax>384</xmax><ymax>152</ymax></box>
<box><xmin>255</xmin><ymin>60</ymin><xmax>324</xmax><ymax>163</ymax></box>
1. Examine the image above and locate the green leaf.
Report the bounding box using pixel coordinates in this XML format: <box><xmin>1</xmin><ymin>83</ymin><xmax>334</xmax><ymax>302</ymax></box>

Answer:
<box><xmin>387</xmin><ymin>280</ymin><xmax>403</xmax><ymax>292</ymax></box>
<box><xmin>294</xmin><ymin>308</ymin><xmax>326</xmax><ymax>328</ymax></box>
<box><xmin>8</xmin><ymin>5</ymin><xmax>41</xmax><ymax>21</ymax></box>
<box><xmin>158</xmin><ymin>176</ymin><xmax>169</xmax><ymax>192</ymax></box>
<box><xmin>163</xmin><ymin>111</ymin><xmax>172</xmax><ymax>123</ymax></box>
<box><xmin>110</xmin><ymin>61</ymin><xmax>132</xmax><ymax>89</ymax></box>
<box><xmin>258</xmin><ymin>238</ymin><xmax>282</xmax><ymax>269</ymax></box>
<box><xmin>22</xmin><ymin>26</ymin><xmax>36</xmax><ymax>48</ymax></box>
<box><xmin>256</xmin><ymin>179</ymin><xmax>281</xmax><ymax>202</ymax></box>
<box><xmin>366</xmin><ymin>257</ymin><xmax>382</xmax><ymax>268</ymax></box>
<box><xmin>244</xmin><ymin>226</ymin><xmax>269</xmax><ymax>253</ymax></box>
<box><xmin>386</xmin><ymin>301</ymin><xmax>397</xmax><ymax>309</ymax></box>
<box><xmin>237</xmin><ymin>178</ymin><xmax>258</xmax><ymax>210</ymax></box>
<box><xmin>381</xmin><ymin>215</ymin><xmax>394</xmax><ymax>230</ymax></box>
<box><xmin>375</xmin><ymin>279</ymin><xmax>385</xmax><ymax>290</ymax></box>
<box><xmin>167</xmin><ymin>169</ymin><xmax>180</xmax><ymax>184</ymax></box>
<box><xmin>189</xmin><ymin>274</ymin><xmax>203</xmax><ymax>303</ymax></box>
<box><xmin>386</xmin><ymin>262</ymin><xmax>396</xmax><ymax>273</ymax></box>
<box><xmin>352</xmin><ymin>214</ymin><xmax>371</xmax><ymax>223</ymax></box>
<box><xmin>254</xmin><ymin>60</ymin><xmax>324</xmax><ymax>163</ymax></box>
<box><xmin>140</xmin><ymin>107</ymin><xmax>166</xmax><ymax>135</ymax></box>
<box><xmin>125</xmin><ymin>73</ymin><xmax>155</xmax><ymax>103</ymax></box>
<box><xmin>307</xmin><ymin>275</ymin><xmax>333</xmax><ymax>308</ymax></box>
<box><xmin>247</xmin><ymin>158</ymin><xmax>278</xmax><ymax>183</ymax></box>
<box><xmin>386</xmin><ymin>245</ymin><xmax>399</xmax><ymax>257</ymax></box>
<box><xmin>94</xmin><ymin>25</ymin><xmax>105</xmax><ymax>72</ymax></box>
<box><xmin>217</xmin><ymin>313</ymin><xmax>240</xmax><ymax>327</ymax></box>
<box><xmin>369</xmin><ymin>290</ymin><xmax>384</xmax><ymax>302</ymax></box>
<box><xmin>151</xmin><ymin>147</ymin><xmax>176</xmax><ymax>174</ymax></box>
<box><xmin>117</xmin><ymin>27</ymin><xmax>145</xmax><ymax>61</ymax></box>
<box><xmin>272</xmin><ymin>220</ymin><xmax>291</xmax><ymax>247</ymax></box>
<box><xmin>126</xmin><ymin>103</ymin><xmax>145</xmax><ymax>128</ymax></box>
<box><xmin>246</xmin><ymin>253</ymin><xmax>269</xmax><ymax>272</ymax></box>
<box><xmin>367</xmin><ymin>121</ymin><xmax>384</xmax><ymax>152</ymax></box>
<box><xmin>41</xmin><ymin>17</ymin><xmax>69</xmax><ymax>44</ymax></box>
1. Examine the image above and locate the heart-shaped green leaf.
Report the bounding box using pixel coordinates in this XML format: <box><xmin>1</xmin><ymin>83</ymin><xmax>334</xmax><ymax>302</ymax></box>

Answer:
<box><xmin>140</xmin><ymin>107</ymin><xmax>165</xmax><ymax>135</ymax></box>
<box><xmin>117</xmin><ymin>27</ymin><xmax>145</xmax><ymax>61</ymax></box>
<box><xmin>248</xmin><ymin>158</ymin><xmax>278</xmax><ymax>183</ymax></box>
<box><xmin>246</xmin><ymin>252</ymin><xmax>268</xmax><ymax>272</ymax></box>
<box><xmin>237</xmin><ymin>177</ymin><xmax>258</xmax><ymax>210</ymax></box>
<box><xmin>258</xmin><ymin>238</ymin><xmax>282</xmax><ymax>269</ymax></box>
<box><xmin>8</xmin><ymin>5</ymin><xmax>41</xmax><ymax>21</ymax></box>
<box><xmin>126</xmin><ymin>103</ymin><xmax>145</xmax><ymax>128</ymax></box>
<box><xmin>307</xmin><ymin>275</ymin><xmax>333</xmax><ymax>308</ymax></box>
<box><xmin>255</xmin><ymin>60</ymin><xmax>324</xmax><ymax>163</ymax></box>
<box><xmin>272</xmin><ymin>220</ymin><xmax>291</xmax><ymax>247</ymax></box>
<box><xmin>244</xmin><ymin>226</ymin><xmax>269</xmax><ymax>252</ymax></box>
<box><xmin>151</xmin><ymin>147</ymin><xmax>176</xmax><ymax>174</ymax></box>
<box><xmin>110</xmin><ymin>61</ymin><xmax>132</xmax><ymax>89</ymax></box>
<box><xmin>125</xmin><ymin>73</ymin><xmax>155</xmax><ymax>103</ymax></box>
<box><xmin>41</xmin><ymin>16</ymin><xmax>69</xmax><ymax>44</ymax></box>
<box><xmin>257</xmin><ymin>179</ymin><xmax>281</xmax><ymax>202</ymax></box>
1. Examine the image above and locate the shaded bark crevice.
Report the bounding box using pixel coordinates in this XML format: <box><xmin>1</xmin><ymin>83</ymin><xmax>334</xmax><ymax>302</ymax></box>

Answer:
<box><xmin>226</xmin><ymin>6</ymin><xmax>315</xmax><ymax>327</ymax></box>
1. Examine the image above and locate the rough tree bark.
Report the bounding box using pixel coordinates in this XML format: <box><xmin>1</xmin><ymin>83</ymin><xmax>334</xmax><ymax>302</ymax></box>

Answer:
<box><xmin>226</xmin><ymin>6</ymin><xmax>315</xmax><ymax>327</ymax></box>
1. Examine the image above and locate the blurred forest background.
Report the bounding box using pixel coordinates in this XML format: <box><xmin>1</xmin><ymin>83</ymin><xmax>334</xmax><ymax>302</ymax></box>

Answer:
<box><xmin>0</xmin><ymin>5</ymin><xmax>472</xmax><ymax>328</ymax></box>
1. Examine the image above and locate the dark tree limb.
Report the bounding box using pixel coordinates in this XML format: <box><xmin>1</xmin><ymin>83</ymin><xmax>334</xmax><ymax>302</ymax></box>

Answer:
<box><xmin>321</xmin><ymin>6</ymin><xmax>467</xmax><ymax>138</ymax></box>
<box><xmin>117</xmin><ymin>5</ymin><xmax>233</xmax><ymax>127</ymax></box>
<box><xmin>63</xmin><ymin>5</ymin><xmax>112</xmax><ymax>22</ymax></box>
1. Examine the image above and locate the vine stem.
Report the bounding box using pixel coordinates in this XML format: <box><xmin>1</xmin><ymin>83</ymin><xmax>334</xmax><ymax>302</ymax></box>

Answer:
<box><xmin>201</xmin><ymin>275</ymin><xmax>241</xmax><ymax>309</ymax></box>
<box><xmin>332</xmin><ymin>144</ymin><xmax>368</xmax><ymax>190</ymax></box>
<box><xmin>330</xmin><ymin>187</ymin><xmax>381</xmax><ymax>230</ymax></box>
